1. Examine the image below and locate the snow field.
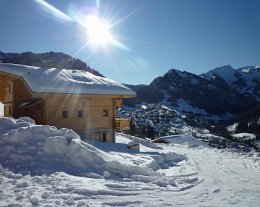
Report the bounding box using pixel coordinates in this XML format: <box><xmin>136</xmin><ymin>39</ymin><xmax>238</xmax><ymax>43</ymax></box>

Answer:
<box><xmin>0</xmin><ymin>117</ymin><xmax>260</xmax><ymax>206</ymax></box>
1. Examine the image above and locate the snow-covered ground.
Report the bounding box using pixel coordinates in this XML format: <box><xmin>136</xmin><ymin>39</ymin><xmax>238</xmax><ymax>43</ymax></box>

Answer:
<box><xmin>0</xmin><ymin>117</ymin><xmax>260</xmax><ymax>206</ymax></box>
<box><xmin>232</xmin><ymin>133</ymin><xmax>256</xmax><ymax>140</ymax></box>
<box><xmin>0</xmin><ymin>102</ymin><xmax>3</xmax><ymax>117</ymax></box>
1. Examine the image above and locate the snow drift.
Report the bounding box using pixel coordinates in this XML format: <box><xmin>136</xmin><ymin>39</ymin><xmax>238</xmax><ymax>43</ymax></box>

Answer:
<box><xmin>0</xmin><ymin>117</ymin><xmax>186</xmax><ymax>187</ymax></box>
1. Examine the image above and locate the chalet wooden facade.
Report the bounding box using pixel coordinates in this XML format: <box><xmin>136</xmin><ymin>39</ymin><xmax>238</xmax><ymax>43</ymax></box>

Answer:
<box><xmin>0</xmin><ymin>63</ymin><xmax>135</xmax><ymax>142</ymax></box>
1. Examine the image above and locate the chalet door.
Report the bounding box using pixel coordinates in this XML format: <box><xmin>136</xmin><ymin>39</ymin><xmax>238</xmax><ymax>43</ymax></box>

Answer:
<box><xmin>26</xmin><ymin>109</ymin><xmax>42</xmax><ymax>124</ymax></box>
<box><xmin>102</xmin><ymin>133</ymin><xmax>107</xmax><ymax>142</ymax></box>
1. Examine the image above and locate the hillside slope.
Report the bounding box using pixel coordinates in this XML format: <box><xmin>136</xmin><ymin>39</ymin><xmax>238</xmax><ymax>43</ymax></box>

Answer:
<box><xmin>0</xmin><ymin>51</ymin><xmax>103</xmax><ymax>76</ymax></box>
<box><xmin>127</xmin><ymin>66</ymin><xmax>260</xmax><ymax>118</ymax></box>
<box><xmin>229</xmin><ymin>105</ymin><xmax>260</xmax><ymax>137</ymax></box>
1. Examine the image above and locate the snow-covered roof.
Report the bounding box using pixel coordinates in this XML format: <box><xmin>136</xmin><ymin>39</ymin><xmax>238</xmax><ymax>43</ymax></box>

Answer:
<box><xmin>154</xmin><ymin>134</ymin><xmax>209</xmax><ymax>148</ymax></box>
<box><xmin>231</xmin><ymin>133</ymin><xmax>256</xmax><ymax>140</ymax></box>
<box><xmin>0</xmin><ymin>63</ymin><xmax>136</xmax><ymax>96</ymax></box>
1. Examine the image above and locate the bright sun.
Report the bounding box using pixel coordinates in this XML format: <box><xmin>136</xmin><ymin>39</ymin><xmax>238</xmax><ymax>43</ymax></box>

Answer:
<box><xmin>85</xmin><ymin>15</ymin><xmax>113</xmax><ymax>46</ymax></box>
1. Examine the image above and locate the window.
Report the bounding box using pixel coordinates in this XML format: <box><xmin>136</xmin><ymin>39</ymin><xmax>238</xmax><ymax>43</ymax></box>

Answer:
<box><xmin>8</xmin><ymin>84</ymin><xmax>12</xmax><ymax>94</ymax></box>
<box><xmin>77</xmin><ymin>110</ymin><xmax>83</xmax><ymax>118</ymax></box>
<box><xmin>102</xmin><ymin>110</ymin><xmax>109</xmax><ymax>117</ymax></box>
<box><xmin>8</xmin><ymin>106</ymin><xmax>12</xmax><ymax>115</ymax></box>
<box><xmin>62</xmin><ymin>111</ymin><xmax>68</xmax><ymax>119</ymax></box>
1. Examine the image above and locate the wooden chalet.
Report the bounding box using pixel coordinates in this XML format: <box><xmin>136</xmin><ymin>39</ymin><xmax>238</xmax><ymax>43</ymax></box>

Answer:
<box><xmin>0</xmin><ymin>63</ymin><xmax>136</xmax><ymax>142</ymax></box>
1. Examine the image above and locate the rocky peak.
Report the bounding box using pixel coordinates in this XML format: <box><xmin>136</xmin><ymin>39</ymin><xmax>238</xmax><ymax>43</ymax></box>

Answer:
<box><xmin>127</xmin><ymin>65</ymin><xmax>260</xmax><ymax>117</ymax></box>
<box><xmin>201</xmin><ymin>65</ymin><xmax>235</xmax><ymax>83</ymax></box>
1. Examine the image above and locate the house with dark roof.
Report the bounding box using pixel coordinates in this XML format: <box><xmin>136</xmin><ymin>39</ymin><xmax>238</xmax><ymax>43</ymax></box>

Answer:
<box><xmin>0</xmin><ymin>63</ymin><xmax>136</xmax><ymax>142</ymax></box>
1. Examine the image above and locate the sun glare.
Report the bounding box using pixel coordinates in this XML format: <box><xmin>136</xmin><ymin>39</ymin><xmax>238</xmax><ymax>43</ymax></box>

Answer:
<box><xmin>34</xmin><ymin>0</ymin><xmax>130</xmax><ymax>50</ymax></box>
<box><xmin>85</xmin><ymin>15</ymin><xmax>113</xmax><ymax>46</ymax></box>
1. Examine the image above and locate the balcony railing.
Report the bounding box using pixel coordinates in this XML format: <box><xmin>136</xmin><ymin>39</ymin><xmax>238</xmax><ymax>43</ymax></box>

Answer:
<box><xmin>115</xmin><ymin>118</ymin><xmax>130</xmax><ymax>131</ymax></box>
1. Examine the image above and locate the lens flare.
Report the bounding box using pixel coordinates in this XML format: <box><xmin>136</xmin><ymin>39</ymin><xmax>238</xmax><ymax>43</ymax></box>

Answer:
<box><xmin>85</xmin><ymin>15</ymin><xmax>113</xmax><ymax>46</ymax></box>
<box><xmin>34</xmin><ymin>0</ymin><xmax>133</xmax><ymax>52</ymax></box>
<box><xmin>34</xmin><ymin>0</ymin><xmax>72</xmax><ymax>22</ymax></box>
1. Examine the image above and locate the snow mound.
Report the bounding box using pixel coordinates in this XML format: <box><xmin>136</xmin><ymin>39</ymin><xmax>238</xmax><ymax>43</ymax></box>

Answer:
<box><xmin>0</xmin><ymin>117</ymin><xmax>35</xmax><ymax>134</ymax></box>
<box><xmin>117</xmin><ymin>132</ymin><xmax>162</xmax><ymax>149</ymax></box>
<box><xmin>157</xmin><ymin>134</ymin><xmax>209</xmax><ymax>148</ymax></box>
<box><xmin>0</xmin><ymin>117</ymin><xmax>81</xmax><ymax>174</ymax></box>
<box><xmin>0</xmin><ymin>117</ymin><xmax>187</xmax><ymax>187</ymax></box>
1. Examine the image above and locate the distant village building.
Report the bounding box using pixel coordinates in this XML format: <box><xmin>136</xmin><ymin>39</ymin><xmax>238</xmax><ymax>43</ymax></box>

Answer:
<box><xmin>0</xmin><ymin>63</ymin><xmax>135</xmax><ymax>142</ymax></box>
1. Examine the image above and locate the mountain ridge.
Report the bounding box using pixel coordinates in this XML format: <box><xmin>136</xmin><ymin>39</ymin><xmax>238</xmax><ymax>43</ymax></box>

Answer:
<box><xmin>0</xmin><ymin>51</ymin><xmax>103</xmax><ymax>76</ymax></box>
<box><xmin>125</xmin><ymin>65</ymin><xmax>260</xmax><ymax>118</ymax></box>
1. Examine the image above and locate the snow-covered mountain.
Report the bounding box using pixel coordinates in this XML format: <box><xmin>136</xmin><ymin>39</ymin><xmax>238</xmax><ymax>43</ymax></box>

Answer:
<box><xmin>120</xmin><ymin>66</ymin><xmax>260</xmax><ymax>142</ymax></box>
<box><xmin>126</xmin><ymin>65</ymin><xmax>260</xmax><ymax>118</ymax></box>
<box><xmin>0</xmin><ymin>51</ymin><xmax>103</xmax><ymax>76</ymax></box>
<box><xmin>0</xmin><ymin>51</ymin><xmax>18</xmax><ymax>61</ymax></box>
<box><xmin>201</xmin><ymin>65</ymin><xmax>260</xmax><ymax>101</ymax></box>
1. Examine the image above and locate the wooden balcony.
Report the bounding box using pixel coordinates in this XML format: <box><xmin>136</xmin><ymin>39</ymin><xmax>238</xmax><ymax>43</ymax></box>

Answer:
<box><xmin>115</xmin><ymin>118</ymin><xmax>130</xmax><ymax>131</ymax></box>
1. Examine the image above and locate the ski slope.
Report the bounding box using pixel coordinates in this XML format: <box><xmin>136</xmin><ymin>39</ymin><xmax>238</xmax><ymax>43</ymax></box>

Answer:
<box><xmin>0</xmin><ymin>118</ymin><xmax>259</xmax><ymax>206</ymax></box>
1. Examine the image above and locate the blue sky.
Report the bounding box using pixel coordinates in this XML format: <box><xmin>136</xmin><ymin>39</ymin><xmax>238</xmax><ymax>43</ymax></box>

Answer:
<box><xmin>0</xmin><ymin>0</ymin><xmax>259</xmax><ymax>84</ymax></box>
